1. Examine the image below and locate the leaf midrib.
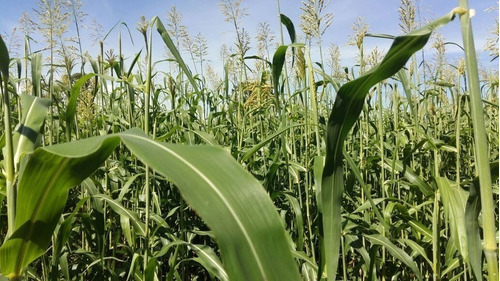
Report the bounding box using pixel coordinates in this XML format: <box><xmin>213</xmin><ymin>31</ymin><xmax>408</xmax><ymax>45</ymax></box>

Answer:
<box><xmin>14</xmin><ymin>99</ymin><xmax>38</xmax><ymax>166</ymax></box>
<box><xmin>124</xmin><ymin>133</ymin><xmax>268</xmax><ymax>280</ymax></box>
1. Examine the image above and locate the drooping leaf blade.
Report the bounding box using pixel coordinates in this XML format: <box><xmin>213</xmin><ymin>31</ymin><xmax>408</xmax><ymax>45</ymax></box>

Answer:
<box><xmin>320</xmin><ymin>9</ymin><xmax>460</xmax><ymax>280</ymax></box>
<box><xmin>119</xmin><ymin>129</ymin><xmax>301</xmax><ymax>281</ymax></box>
<box><xmin>437</xmin><ymin>177</ymin><xmax>469</xmax><ymax>262</ymax></box>
<box><xmin>382</xmin><ymin>158</ymin><xmax>434</xmax><ymax>196</ymax></box>
<box><xmin>365</xmin><ymin>234</ymin><xmax>422</xmax><ymax>280</ymax></box>
<box><xmin>93</xmin><ymin>194</ymin><xmax>146</xmax><ymax>236</ymax></box>
<box><xmin>0</xmin><ymin>136</ymin><xmax>121</xmax><ymax>278</ymax></box>
<box><xmin>280</xmin><ymin>14</ymin><xmax>296</xmax><ymax>65</ymax></box>
<box><xmin>0</xmin><ymin>128</ymin><xmax>301</xmax><ymax>281</ymax></box>
<box><xmin>280</xmin><ymin>14</ymin><xmax>296</xmax><ymax>45</ymax></box>
<box><xmin>189</xmin><ymin>244</ymin><xmax>228</xmax><ymax>281</ymax></box>
<box><xmin>399</xmin><ymin>238</ymin><xmax>432</xmax><ymax>267</ymax></box>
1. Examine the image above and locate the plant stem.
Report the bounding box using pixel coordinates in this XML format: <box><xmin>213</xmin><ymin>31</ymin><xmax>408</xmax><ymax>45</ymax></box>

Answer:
<box><xmin>143</xmin><ymin>18</ymin><xmax>154</xmax><ymax>280</ymax></box>
<box><xmin>432</xmin><ymin>190</ymin><xmax>440</xmax><ymax>281</ymax></box>
<box><xmin>456</xmin><ymin>2</ymin><xmax>498</xmax><ymax>280</ymax></box>
<box><xmin>2</xmin><ymin>64</ymin><xmax>15</xmax><ymax>237</ymax></box>
<box><xmin>305</xmin><ymin>47</ymin><xmax>321</xmax><ymax>157</ymax></box>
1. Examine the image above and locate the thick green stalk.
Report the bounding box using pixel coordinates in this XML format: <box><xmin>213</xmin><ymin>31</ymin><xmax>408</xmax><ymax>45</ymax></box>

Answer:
<box><xmin>143</xmin><ymin>19</ymin><xmax>154</xmax><ymax>280</ymax></box>
<box><xmin>456</xmin><ymin>3</ymin><xmax>498</xmax><ymax>280</ymax></box>
<box><xmin>432</xmin><ymin>191</ymin><xmax>440</xmax><ymax>281</ymax></box>
<box><xmin>301</xmin><ymin>73</ymin><xmax>316</xmax><ymax>261</ymax></box>
<box><xmin>24</xmin><ymin>36</ymin><xmax>29</xmax><ymax>94</ymax></box>
<box><xmin>2</xmin><ymin>65</ymin><xmax>15</xmax><ymax>237</ymax></box>
<box><xmin>377</xmin><ymin>83</ymin><xmax>388</xmax><ymax>280</ymax></box>
<box><xmin>305</xmin><ymin>47</ymin><xmax>321</xmax><ymax>157</ymax></box>
<box><xmin>455</xmin><ymin>87</ymin><xmax>462</xmax><ymax>185</ymax></box>
<box><xmin>48</xmin><ymin>26</ymin><xmax>54</xmax><ymax>146</ymax></box>
<box><xmin>377</xmin><ymin>84</ymin><xmax>386</xmax><ymax>201</ymax></box>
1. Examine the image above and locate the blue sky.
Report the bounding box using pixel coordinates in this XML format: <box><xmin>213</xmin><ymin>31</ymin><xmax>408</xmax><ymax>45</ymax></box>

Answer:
<box><xmin>1</xmin><ymin>0</ymin><xmax>498</xmax><ymax>74</ymax></box>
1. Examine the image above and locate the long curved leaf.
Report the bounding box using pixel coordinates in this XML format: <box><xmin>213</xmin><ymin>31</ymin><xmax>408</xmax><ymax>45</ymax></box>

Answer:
<box><xmin>241</xmin><ymin>123</ymin><xmax>303</xmax><ymax>162</ymax></box>
<box><xmin>320</xmin><ymin>9</ymin><xmax>460</xmax><ymax>280</ymax></box>
<box><xmin>399</xmin><ymin>238</ymin><xmax>432</xmax><ymax>267</ymax></box>
<box><xmin>0</xmin><ymin>135</ymin><xmax>120</xmax><ymax>278</ymax></box>
<box><xmin>93</xmin><ymin>194</ymin><xmax>146</xmax><ymax>236</ymax></box>
<box><xmin>365</xmin><ymin>234</ymin><xmax>422</xmax><ymax>280</ymax></box>
<box><xmin>155</xmin><ymin>17</ymin><xmax>199</xmax><ymax>93</ymax></box>
<box><xmin>189</xmin><ymin>244</ymin><xmax>228</xmax><ymax>281</ymax></box>
<box><xmin>382</xmin><ymin>158</ymin><xmax>434</xmax><ymax>196</ymax></box>
<box><xmin>465</xmin><ymin>180</ymin><xmax>483</xmax><ymax>281</ymax></box>
<box><xmin>280</xmin><ymin>14</ymin><xmax>296</xmax><ymax>65</ymax></box>
<box><xmin>119</xmin><ymin>129</ymin><xmax>300</xmax><ymax>281</ymax></box>
<box><xmin>280</xmin><ymin>14</ymin><xmax>296</xmax><ymax>45</ymax></box>
<box><xmin>272</xmin><ymin>45</ymin><xmax>289</xmax><ymax>108</ymax></box>
<box><xmin>0</xmin><ymin>128</ymin><xmax>300</xmax><ymax>281</ymax></box>
<box><xmin>436</xmin><ymin>177</ymin><xmax>469</xmax><ymax>261</ymax></box>
<box><xmin>66</xmin><ymin>73</ymin><xmax>96</xmax><ymax>126</ymax></box>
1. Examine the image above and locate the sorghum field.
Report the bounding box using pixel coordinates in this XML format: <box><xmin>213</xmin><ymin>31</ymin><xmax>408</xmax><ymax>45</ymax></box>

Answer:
<box><xmin>0</xmin><ymin>0</ymin><xmax>498</xmax><ymax>280</ymax></box>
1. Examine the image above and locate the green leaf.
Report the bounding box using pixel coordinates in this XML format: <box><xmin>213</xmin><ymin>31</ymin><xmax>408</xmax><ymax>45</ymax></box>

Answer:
<box><xmin>241</xmin><ymin>123</ymin><xmax>303</xmax><ymax>162</ymax></box>
<box><xmin>382</xmin><ymin>158</ymin><xmax>434</xmax><ymax>196</ymax></box>
<box><xmin>0</xmin><ymin>36</ymin><xmax>9</xmax><ymax>79</ymax></box>
<box><xmin>272</xmin><ymin>45</ymin><xmax>289</xmax><ymax>107</ymax></box>
<box><xmin>399</xmin><ymin>238</ymin><xmax>432</xmax><ymax>267</ymax></box>
<box><xmin>120</xmin><ymin>215</ymin><xmax>133</xmax><ymax>246</ymax></box>
<box><xmin>155</xmin><ymin>17</ymin><xmax>199</xmax><ymax>93</ymax></box>
<box><xmin>313</xmin><ymin>156</ymin><xmax>325</xmax><ymax>213</ymax></box>
<box><xmin>0</xmin><ymin>128</ymin><xmax>301</xmax><ymax>280</ymax></box>
<box><xmin>0</xmin><ymin>135</ymin><xmax>121</xmax><ymax>278</ymax></box>
<box><xmin>441</xmin><ymin>258</ymin><xmax>460</xmax><ymax>278</ymax></box>
<box><xmin>127</xmin><ymin>51</ymin><xmax>142</xmax><ymax>77</ymax></box>
<box><xmin>320</xmin><ymin>10</ymin><xmax>459</xmax><ymax>279</ymax></box>
<box><xmin>190</xmin><ymin>130</ymin><xmax>219</xmax><ymax>146</ymax></box>
<box><xmin>189</xmin><ymin>244</ymin><xmax>228</xmax><ymax>281</ymax></box>
<box><xmin>280</xmin><ymin>14</ymin><xmax>296</xmax><ymax>65</ymax></box>
<box><xmin>353</xmin><ymin>198</ymin><xmax>385</xmax><ymax>213</ymax></box>
<box><xmin>397</xmin><ymin>69</ymin><xmax>418</xmax><ymax>121</ymax></box>
<box><xmin>93</xmin><ymin>194</ymin><xmax>146</xmax><ymax>236</ymax></box>
<box><xmin>52</xmin><ymin>197</ymin><xmax>90</xmax><ymax>269</ymax></box>
<box><xmin>66</xmin><ymin>73</ymin><xmax>96</xmax><ymax>131</ymax></box>
<box><xmin>12</xmin><ymin>94</ymin><xmax>50</xmax><ymax>170</ymax></box>
<box><xmin>30</xmin><ymin>53</ymin><xmax>43</xmax><ymax>97</ymax></box>
<box><xmin>280</xmin><ymin>14</ymin><xmax>296</xmax><ymax>45</ymax></box>
<box><xmin>408</xmin><ymin>220</ymin><xmax>433</xmax><ymax>242</ymax></box>
<box><xmin>436</xmin><ymin>177</ymin><xmax>469</xmax><ymax>262</ymax></box>
<box><xmin>365</xmin><ymin>234</ymin><xmax>422</xmax><ymax>280</ymax></box>
<box><xmin>283</xmin><ymin>193</ymin><xmax>304</xmax><ymax>250</ymax></box>
<box><xmin>119</xmin><ymin>129</ymin><xmax>301</xmax><ymax>281</ymax></box>
<box><xmin>465</xmin><ymin>180</ymin><xmax>483</xmax><ymax>281</ymax></box>
<box><xmin>126</xmin><ymin>253</ymin><xmax>140</xmax><ymax>281</ymax></box>
<box><xmin>244</xmin><ymin>55</ymin><xmax>271</xmax><ymax>68</ymax></box>
<box><xmin>145</xmin><ymin>258</ymin><xmax>157</xmax><ymax>281</ymax></box>
<box><xmin>344</xmin><ymin>234</ymin><xmax>372</xmax><ymax>273</ymax></box>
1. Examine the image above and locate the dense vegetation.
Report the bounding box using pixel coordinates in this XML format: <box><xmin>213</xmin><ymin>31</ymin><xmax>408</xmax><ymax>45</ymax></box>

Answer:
<box><xmin>0</xmin><ymin>0</ymin><xmax>498</xmax><ymax>280</ymax></box>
